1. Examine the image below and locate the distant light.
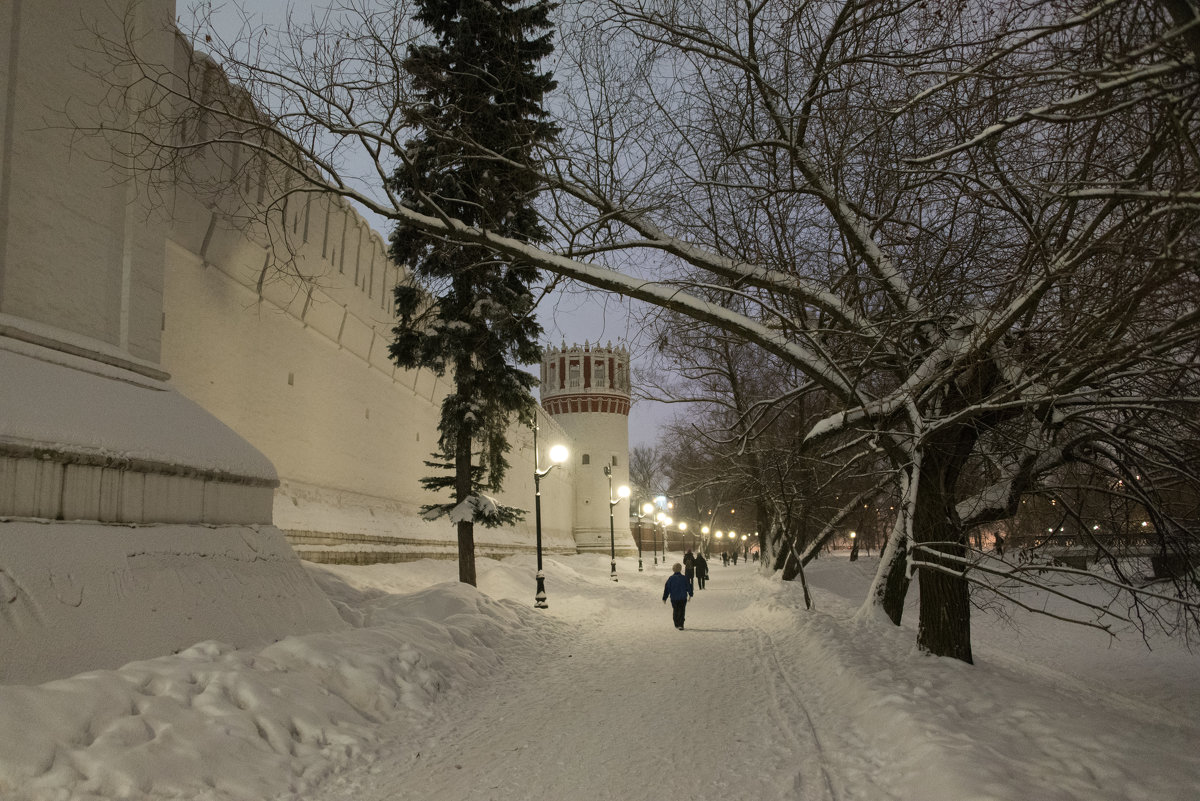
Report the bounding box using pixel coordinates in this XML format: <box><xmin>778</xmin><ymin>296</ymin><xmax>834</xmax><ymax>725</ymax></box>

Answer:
<box><xmin>849</xmin><ymin>531</ymin><xmax>856</xmax><ymax>539</ymax></box>
<box><xmin>1093</xmin><ymin>525</ymin><xmax>1100</xmax><ymax>531</ymax></box>
<box><xmin>715</xmin><ymin>531</ymin><xmax>723</xmax><ymax>538</ymax></box>
<box><xmin>642</xmin><ymin>502</ymin><xmax>654</xmax><ymax>515</ymax></box>
<box><xmin>1142</xmin><ymin>521</ymin><xmax>1149</xmax><ymax>527</ymax></box>
<box><xmin>548</xmin><ymin>444</ymin><xmax>568</xmax><ymax>464</ymax></box>
<box><xmin>617</xmin><ymin>485</ymin><xmax>631</xmax><ymax>499</ymax></box>
<box><xmin>701</xmin><ymin>526</ymin><xmax>710</xmax><ymax>535</ymax></box>
<box><xmin>678</xmin><ymin>521</ymin><xmax>687</xmax><ymax>531</ymax></box>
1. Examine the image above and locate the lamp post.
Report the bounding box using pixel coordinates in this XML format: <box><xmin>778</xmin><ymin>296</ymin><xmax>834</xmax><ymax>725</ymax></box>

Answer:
<box><xmin>603</xmin><ymin>465</ymin><xmax>629</xmax><ymax>582</ymax></box>
<box><xmin>532</xmin><ymin>424</ymin><xmax>567</xmax><ymax>609</ymax></box>
<box><xmin>678</xmin><ymin>521</ymin><xmax>687</xmax><ymax>554</ymax></box>
<box><xmin>638</xmin><ymin>502</ymin><xmax>654</xmax><ymax>571</ymax></box>
<box><xmin>701</xmin><ymin>525</ymin><xmax>710</xmax><ymax>556</ymax></box>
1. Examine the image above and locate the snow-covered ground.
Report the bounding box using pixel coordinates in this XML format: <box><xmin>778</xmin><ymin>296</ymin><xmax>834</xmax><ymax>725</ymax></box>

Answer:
<box><xmin>0</xmin><ymin>553</ymin><xmax>1197</xmax><ymax>800</ymax></box>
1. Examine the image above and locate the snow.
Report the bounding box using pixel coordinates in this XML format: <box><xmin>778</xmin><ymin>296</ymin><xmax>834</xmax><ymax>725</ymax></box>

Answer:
<box><xmin>0</xmin><ymin>553</ymin><xmax>1197</xmax><ymax>801</ymax></box>
<box><xmin>0</xmin><ymin>337</ymin><xmax>276</xmax><ymax>482</ymax></box>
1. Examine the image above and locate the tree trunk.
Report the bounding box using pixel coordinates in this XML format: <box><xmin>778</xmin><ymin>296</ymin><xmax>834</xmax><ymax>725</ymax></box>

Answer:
<box><xmin>865</xmin><ymin>520</ymin><xmax>910</xmax><ymax>626</ymax></box>
<box><xmin>880</xmin><ymin>537</ymin><xmax>909</xmax><ymax>624</ymax></box>
<box><xmin>911</xmin><ymin>426</ymin><xmax>976</xmax><ymax>663</ymax></box>
<box><xmin>456</xmin><ymin>422</ymin><xmax>477</xmax><ymax>587</ymax></box>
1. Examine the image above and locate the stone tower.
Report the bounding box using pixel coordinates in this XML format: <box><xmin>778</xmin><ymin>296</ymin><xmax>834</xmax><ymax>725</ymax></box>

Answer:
<box><xmin>540</xmin><ymin>342</ymin><xmax>637</xmax><ymax>556</ymax></box>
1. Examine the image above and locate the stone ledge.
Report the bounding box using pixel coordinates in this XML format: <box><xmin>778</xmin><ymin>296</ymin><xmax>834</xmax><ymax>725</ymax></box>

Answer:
<box><xmin>0</xmin><ymin>455</ymin><xmax>274</xmax><ymax>524</ymax></box>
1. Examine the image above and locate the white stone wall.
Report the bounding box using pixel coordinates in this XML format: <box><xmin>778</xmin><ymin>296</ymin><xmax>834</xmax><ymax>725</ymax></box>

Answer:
<box><xmin>0</xmin><ymin>0</ymin><xmax>346</xmax><ymax>683</ymax></box>
<box><xmin>159</xmin><ymin>219</ymin><xmax>579</xmax><ymax>556</ymax></box>
<box><xmin>0</xmin><ymin>0</ymin><xmax>169</xmax><ymax>366</ymax></box>
<box><xmin>155</xmin><ymin>69</ymin><xmax>579</xmax><ymax>558</ymax></box>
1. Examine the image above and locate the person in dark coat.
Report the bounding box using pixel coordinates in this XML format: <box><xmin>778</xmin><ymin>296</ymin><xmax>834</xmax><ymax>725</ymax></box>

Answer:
<box><xmin>662</xmin><ymin>563</ymin><xmax>693</xmax><ymax>630</ymax></box>
<box><xmin>722</xmin><ymin>551</ymin><xmax>730</xmax><ymax>566</ymax></box>
<box><xmin>683</xmin><ymin>549</ymin><xmax>696</xmax><ymax>583</ymax></box>
<box><xmin>694</xmin><ymin>552</ymin><xmax>709</xmax><ymax>589</ymax></box>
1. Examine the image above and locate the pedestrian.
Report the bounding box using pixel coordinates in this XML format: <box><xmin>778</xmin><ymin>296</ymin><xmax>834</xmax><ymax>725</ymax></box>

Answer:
<box><xmin>662</xmin><ymin>563</ymin><xmax>693</xmax><ymax>630</ymax></box>
<box><xmin>695</xmin><ymin>551</ymin><xmax>709</xmax><ymax>589</ymax></box>
<box><xmin>722</xmin><ymin>551</ymin><xmax>730</xmax><ymax>567</ymax></box>
<box><xmin>683</xmin><ymin>549</ymin><xmax>696</xmax><ymax>583</ymax></box>
<box><xmin>732</xmin><ymin>550</ymin><xmax>738</xmax><ymax>565</ymax></box>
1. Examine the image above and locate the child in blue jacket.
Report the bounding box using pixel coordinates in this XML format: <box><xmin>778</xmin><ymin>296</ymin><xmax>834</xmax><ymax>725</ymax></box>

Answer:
<box><xmin>662</xmin><ymin>562</ymin><xmax>694</xmax><ymax>630</ymax></box>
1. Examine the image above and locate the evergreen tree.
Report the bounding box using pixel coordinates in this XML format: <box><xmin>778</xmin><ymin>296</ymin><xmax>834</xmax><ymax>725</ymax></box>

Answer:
<box><xmin>388</xmin><ymin>0</ymin><xmax>558</xmax><ymax>586</ymax></box>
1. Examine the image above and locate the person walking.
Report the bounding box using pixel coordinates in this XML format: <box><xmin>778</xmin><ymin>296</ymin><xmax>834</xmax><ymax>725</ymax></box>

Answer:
<box><xmin>731</xmin><ymin>550</ymin><xmax>738</xmax><ymax>565</ymax></box>
<box><xmin>722</xmin><ymin>551</ymin><xmax>730</xmax><ymax>567</ymax></box>
<box><xmin>683</xmin><ymin>549</ymin><xmax>696</xmax><ymax>584</ymax></box>
<box><xmin>694</xmin><ymin>551</ymin><xmax>709</xmax><ymax>590</ymax></box>
<box><xmin>663</xmin><ymin>563</ymin><xmax>693</xmax><ymax>629</ymax></box>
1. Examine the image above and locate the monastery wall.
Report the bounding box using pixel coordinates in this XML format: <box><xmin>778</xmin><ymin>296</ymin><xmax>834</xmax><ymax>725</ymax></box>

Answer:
<box><xmin>156</xmin><ymin>38</ymin><xmax>579</xmax><ymax>563</ymax></box>
<box><xmin>0</xmin><ymin>0</ymin><xmax>611</xmax><ymax>684</ymax></box>
<box><xmin>159</xmin><ymin>194</ymin><xmax>579</xmax><ymax>561</ymax></box>
<box><xmin>0</xmin><ymin>0</ymin><xmax>345</xmax><ymax>684</ymax></box>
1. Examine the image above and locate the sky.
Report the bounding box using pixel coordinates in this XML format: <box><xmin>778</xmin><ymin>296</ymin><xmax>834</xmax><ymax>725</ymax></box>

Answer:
<box><xmin>188</xmin><ymin>0</ymin><xmax>679</xmax><ymax>449</ymax></box>
<box><xmin>1</xmin><ymin>551</ymin><xmax>1197</xmax><ymax>799</ymax></box>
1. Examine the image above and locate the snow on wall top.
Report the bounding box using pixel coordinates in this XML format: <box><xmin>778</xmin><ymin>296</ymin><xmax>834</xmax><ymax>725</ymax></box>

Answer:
<box><xmin>0</xmin><ymin>337</ymin><xmax>277</xmax><ymax>483</ymax></box>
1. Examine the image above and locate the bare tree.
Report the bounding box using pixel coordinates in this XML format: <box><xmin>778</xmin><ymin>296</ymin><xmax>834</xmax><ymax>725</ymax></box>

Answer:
<box><xmin>627</xmin><ymin>444</ymin><xmax>664</xmax><ymax>509</ymax></box>
<box><xmin>86</xmin><ymin>0</ymin><xmax>1200</xmax><ymax>661</ymax></box>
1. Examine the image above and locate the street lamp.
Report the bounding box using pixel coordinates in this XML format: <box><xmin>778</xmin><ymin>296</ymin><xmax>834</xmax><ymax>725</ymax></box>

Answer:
<box><xmin>603</xmin><ymin>465</ymin><xmax>629</xmax><ymax>582</ymax></box>
<box><xmin>678</xmin><ymin>521</ymin><xmax>687</xmax><ymax>553</ymax></box>
<box><xmin>701</xmin><ymin>525</ymin><xmax>710</xmax><ymax>556</ymax></box>
<box><xmin>636</xmin><ymin>501</ymin><xmax>654</xmax><ymax>572</ymax></box>
<box><xmin>532</xmin><ymin>424</ymin><xmax>567</xmax><ymax>609</ymax></box>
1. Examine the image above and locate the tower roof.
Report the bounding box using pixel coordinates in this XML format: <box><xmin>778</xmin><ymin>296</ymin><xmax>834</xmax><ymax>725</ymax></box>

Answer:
<box><xmin>540</xmin><ymin>340</ymin><xmax>631</xmax><ymax>416</ymax></box>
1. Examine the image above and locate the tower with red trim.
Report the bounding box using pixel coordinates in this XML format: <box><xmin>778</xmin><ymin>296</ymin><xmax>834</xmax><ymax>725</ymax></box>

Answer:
<box><xmin>540</xmin><ymin>341</ymin><xmax>637</xmax><ymax>556</ymax></box>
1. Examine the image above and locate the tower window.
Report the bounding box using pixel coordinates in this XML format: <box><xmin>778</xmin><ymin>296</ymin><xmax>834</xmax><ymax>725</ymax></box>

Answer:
<box><xmin>582</xmin><ymin>454</ymin><xmax>590</xmax><ymax>465</ymax></box>
<box><xmin>612</xmin><ymin>455</ymin><xmax>618</xmax><ymax>466</ymax></box>
<box><xmin>569</xmin><ymin>362</ymin><xmax>581</xmax><ymax>387</ymax></box>
<box><xmin>594</xmin><ymin>360</ymin><xmax>606</xmax><ymax>387</ymax></box>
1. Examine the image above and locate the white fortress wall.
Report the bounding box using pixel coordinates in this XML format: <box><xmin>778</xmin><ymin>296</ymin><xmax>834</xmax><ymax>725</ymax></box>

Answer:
<box><xmin>156</xmin><ymin>38</ymin><xmax>578</xmax><ymax>563</ymax></box>
<box><xmin>0</xmin><ymin>0</ymin><xmax>344</xmax><ymax>684</ymax></box>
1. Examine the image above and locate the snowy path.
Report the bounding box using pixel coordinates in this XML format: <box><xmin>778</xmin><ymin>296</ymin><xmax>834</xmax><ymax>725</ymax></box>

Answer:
<box><xmin>308</xmin><ymin>563</ymin><xmax>872</xmax><ymax>801</ymax></box>
<box><xmin>2</xmin><ymin>554</ymin><xmax>1196</xmax><ymax>800</ymax></box>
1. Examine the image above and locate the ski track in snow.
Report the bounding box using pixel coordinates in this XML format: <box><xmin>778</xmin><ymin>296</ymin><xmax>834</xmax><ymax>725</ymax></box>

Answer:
<box><xmin>308</xmin><ymin>566</ymin><xmax>871</xmax><ymax>801</ymax></box>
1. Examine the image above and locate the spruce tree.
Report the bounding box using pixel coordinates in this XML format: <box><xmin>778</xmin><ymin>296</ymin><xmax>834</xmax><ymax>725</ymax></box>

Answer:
<box><xmin>388</xmin><ymin>0</ymin><xmax>558</xmax><ymax>586</ymax></box>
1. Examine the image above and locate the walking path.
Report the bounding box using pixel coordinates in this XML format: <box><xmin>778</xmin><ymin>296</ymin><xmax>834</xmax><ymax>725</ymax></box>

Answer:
<box><xmin>306</xmin><ymin>560</ymin><xmax>882</xmax><ymax>801</ymax></box>
<box><xmin>2</xmin><ymin>553</ymin><xmax>1196</xmax><ymax>800</ymax></box>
